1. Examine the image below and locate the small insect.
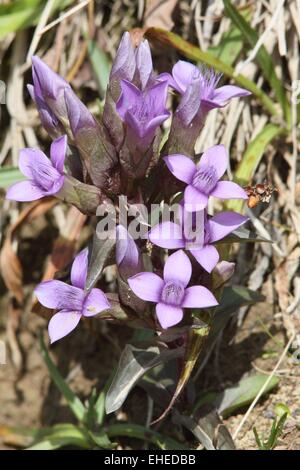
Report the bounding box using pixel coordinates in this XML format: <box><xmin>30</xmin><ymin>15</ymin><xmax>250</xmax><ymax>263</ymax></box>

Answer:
<box><xmin>244</xmin><ymin>181</ymin><xmax>278</xmax><ymax>209</ymax></box>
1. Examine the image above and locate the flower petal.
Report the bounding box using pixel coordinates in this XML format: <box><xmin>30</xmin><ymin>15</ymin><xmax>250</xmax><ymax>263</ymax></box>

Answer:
<box><xmin>50</xmin><ymin>135</ymin><xmax>67</xmax><ymax>173</ymax></box>
<box><xmin>199</xmin><ymin>144</ymin><xmax>228</xmax><ymax>179</ymax></box>
<box><xmin>116</xmin><ymin>80</ymin><xmax>141</xmax><ymax>121</ymax></box>
<box><xmin>83</xmin><ymin>288</ymin><xmax>110</xmax><ymax>317</ymax></box>
<box><xmin>163</xmin><ymin>250</ymin><xmax>191</xmax><ymax>287</ymax></box>
<box><xmin>164</xmin><ymin>155</ymin><xmax>196</xmax><ymax>184</ymax></box>
<box><xmin>128</xmin><ymin>272</ymin><xmax>164</xmax><ymax>302</ymax></box>
<box><xmin>208</xmin><ymin>211</ymin><xmax>249</xmax><ymax>243</ymax></box>
<box><xmin>184</xmin><ymin>185</ymin><xmax>208</xmax><ymax>211</ymax></box>
<box><xmin>46</xmin><ymin>175</ymin><xmax>65</xmax><ymax>196</ymax></box>
<box><xmin>212</xmin><ymin>85</ymin><xmax>251</xmax><ymax>106</ymax></box>
<box><xmin>71</xmin><ymin>248</ymin><xmax>88</xmax><ymax>289</ymax></box>
<box><xmin>135</xmin><ymin>40</ymin><xmax>153</xmax><ymax>90</ymax></box>
<box><xmin>211</xmin><ymin>181</ymin><xmax>248</xmax><ymax>200</ymax></box>
<box><xmin>156</xmin><ymin>302</ymin><xmax>183</xmax><ymax>328</ymax></box>
<box><xmin>172</xmin><ymin>60</ymin><xmax>200</xmax><ymax>94</ymax></box>
<box><xmin>35</xmin><ymin>280</ymin><xmax>84</xmax><ymax>310</ymax></box>
<box><xmin>48</xmin><ymin>310</ymin><xmax>81</xmax><ymax>344</ymax></box>
<box><xmin>190</xmin><ymin>245</ymin><xmax>219</xmax><ymax>273</ymax></box>
<box><xmin>182</xmin><ymin>285</ymin><xmax>218</xmax><ymax>308</ymax></box>
<box><xmin>148</xmin><ymin>222</ymin><xmax>185</xmax><ymax>249</ymax></box>
<box><xmin>18</xmin><ymin>148</ymin><xmax>51</xmax><ymax>179</ymax></box>
<box><xmin>6</xmin><ymin>180</ymin><xmax>46</xmax><ymax>201</ymax></box>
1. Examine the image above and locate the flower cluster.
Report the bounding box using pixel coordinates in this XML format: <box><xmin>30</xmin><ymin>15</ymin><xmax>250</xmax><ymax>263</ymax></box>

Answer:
<box><xmin>6</xmin><ymin>32</ymin><xmax>251</xmax><ymax>341</ymax></box>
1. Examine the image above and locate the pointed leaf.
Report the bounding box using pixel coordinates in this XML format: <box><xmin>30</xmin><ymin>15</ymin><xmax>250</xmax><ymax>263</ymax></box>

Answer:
<box><xmin>105</xmin><ymin>344</ymin><xmax>184</xmax><ymax>414</ymax></box>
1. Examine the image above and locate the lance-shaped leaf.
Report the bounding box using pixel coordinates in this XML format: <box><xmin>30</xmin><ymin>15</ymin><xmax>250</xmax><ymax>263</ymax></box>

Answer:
<box><xmin>65</xmin><ymin>89</ymin><xmax>117</xmax><ymax>188</ymax></box>
<box><xmin>105</xmin><ymin>344</ymin><xmax>184</xmax><ymax>414</ymax></box>
<box><xmin>85</xmin><ymin>233</ymin><xmax>116</xmax><ymax>292</ymax></box>
<box><xmin>215</xmin><ymin>225</ymin><xmax>273</xmax><ymax>244</ymax></box>
<box><xmin>173</xmin><ymin>408</ymin><xmax>235</xmax><ymax>450</ymax></box>
<box><xmin>214</xmin><ymin>374</ymin><xmax>279</xmax><ymax>418</ymax></box>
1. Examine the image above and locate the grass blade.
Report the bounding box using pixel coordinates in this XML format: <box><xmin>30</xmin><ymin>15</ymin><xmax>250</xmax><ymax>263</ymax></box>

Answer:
<box><xmin>40</xmin><ymin>335</ymin><xmax>86</xmax><ymax>423</ymax></box>
<box><xmin>223</xmin><ymin>0</ymin><xmax>290</xmax><ymax>123</ymax></box>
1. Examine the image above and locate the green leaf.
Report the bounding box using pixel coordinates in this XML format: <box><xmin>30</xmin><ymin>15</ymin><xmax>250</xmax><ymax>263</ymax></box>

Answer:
<box><xmin>87</xmin><ymin>40</ymin><xmax>111</xmax><ymax>97</ymax></box>
<box><xmin>40</xmin><ymin>335</ymin><xmax>86</xmax><ymax>423</ymax></box>
<box><xmin>107</xmin><ymin>423</ymin><xmax>188</xmax><ymax>450</ymax></box>
<box><xmin>227</xmin><ymin>123</ymin><xmax>284</xmax><ymax>213</ymax></box>
<box><xmin>145</xmin><ymin>27</ymin><xmax>278</xmax><ymax>117</ymax></box>
<box><xmin>0</xmin><ymin>0</ymin><xmax>72</xmax><ymax>40</ymax></box>
<box><xmin>0</xmin><ymin>167</ymin><xmax>25</xmax><ymax>189</ymax></box>
<box><xmin>215</xmin><ymin>374</ymin><xmax>279</xmax><ymax>418</ymax></box>
<box><xmin>105</xmin><ymin>344</ymin><xmax>184</xmax><ymax>414</ymax></box>
<box><xmin>217</xmin><ymin>225</ymin><xmax>272</xmax><ymax>244</ymax></box>
<box><xmin>208</xmin><ymin>6</ymin><xmax>252</xmax><ymax>66</ymax></box>
<box><xmin>173</xmin><ymin>409</ymin><xmax>235</xmax><ymax>450</ymax></box>
<box><xmin>216</xmin><ymin>285</ymin><xmax>264</xmax><ymax>317</ymax></box>
<box><xmin>223</xmin><ymin>0</ymin><xmax>290</xmax><ymax>123</ymax></box>
<box><xmin>27</xmin><ymin>424</ymin><xmax>91</xmax><ymax>450</ymax></box>
<box><xmin>88</xmin><ymin>430</ymin><xmax>113</xmax><ymax>449</ymax></box>
<box><xmin>85</xmin><ymin>233</ymin><xmax>115</xmax><ymax>291</ymax></box>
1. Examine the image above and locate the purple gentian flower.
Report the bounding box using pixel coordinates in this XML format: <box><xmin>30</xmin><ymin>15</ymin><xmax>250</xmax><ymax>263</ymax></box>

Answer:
<box><xmin>128</xmin><ymin>250</ymin><xmax>218</xmax><ymax>329</ymax></box>
<box><xmin>166</xmin><ymin>61</ymin><xmax>251</xmax><ymax>109</ymax></box>
<box><xmin>149</xmin><ymin>206</ymin><xmax>248</xmax><ymax>273</ymax></box>
<box><xmin>164</xmin><ymin>144</ymin><xmax>248</xmax><ymax>211</ymax></box>
<box><xmin>35</xmin><ymin>249</ymin><xmax>110</xmax><ymax>343</ymax></box>
<box><xmin>6</xmin><ymin>135</ymin><xmax>67</xmax><ymax>202</ymax></box>
<box><xmin>116</xmin><ymin>79</ymin><xmax>170</xmax><ymax>145</ymax></box>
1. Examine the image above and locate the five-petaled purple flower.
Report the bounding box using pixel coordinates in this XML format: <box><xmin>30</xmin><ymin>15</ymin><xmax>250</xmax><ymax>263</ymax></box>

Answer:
<box><xmin>35</xmin><ymin>249</ymin><xmax>111</xmax><ymax>343</ymax></box>
<box><xmin>164</xmin><ymin>144</ymin><xmax>248</xmax><ymax>211</ymax></box>
<box><xmin>165</xmin><ymin>60</ymin><xmax>251</xmax><ymax>109</ymax></box>
<box><xmin>149</xmin><ymin>206</ymin><xmax>248</xmax><ymax>273</ymax></box>
<box><xmin>116</xmin><ymin>79</ymin><xmax>170</xmax><ymax>146</ymax></box>
<box><xmin>128</xmin><ymin>250</ymin><xmax>218</xmax><ymax>329</ymax></box>
<box><xmin>6</xmin><ymin>135</ymin><xmax>67</xmax><ymax>202</ymax></box>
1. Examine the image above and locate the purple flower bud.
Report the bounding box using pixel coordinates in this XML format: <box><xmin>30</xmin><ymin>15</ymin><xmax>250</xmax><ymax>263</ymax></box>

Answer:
<box><xmin>65</xmin><ymin>89</ymin><xmax>117</xmax><ymax>189</ymax></box>
<box><xmin>134</xmin><ymin>39</ymin><xmax>153</xmax><ymax>90</ymax></box>
<box><xmin>116</xmin><ymin>79</ymin><xmax>170</xmax><ymax>149</ymax></box>
<box><xmin>27</xmin><ymin>84</ymin><xmax>63</xmax><ymax>139</ymax></box>
<box><xmin>212</xmin><ymin>261</ymin><xmax>235</xmax><ymax>289</ymax></box>
<box><xmin>128</xmin><ymin>250</ymin><xmax>218</xmax><ymax>329</ymax></box>
<box><xmin>164</xmin><ymin>145</ymin><xmax>248</xmax><ymax>211</ymax></box>
<box><xmin>6</xmin><ymin>135</ymin><xmax>67</xmax><ymax>201</ymax></box>
<box><xmin>110</xmin><ymin>32</ymin><xmax>136</xmax><ymax>85</ymax></box>
<box><xmin>31</xmin><ymin>56</ymin><xmax>71</xmax><ymax>124</ymax></box>
<box><xmin>35</xmin><ymin>248</ymin><xmax>110</xmax><ymax>343</ymax></box>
